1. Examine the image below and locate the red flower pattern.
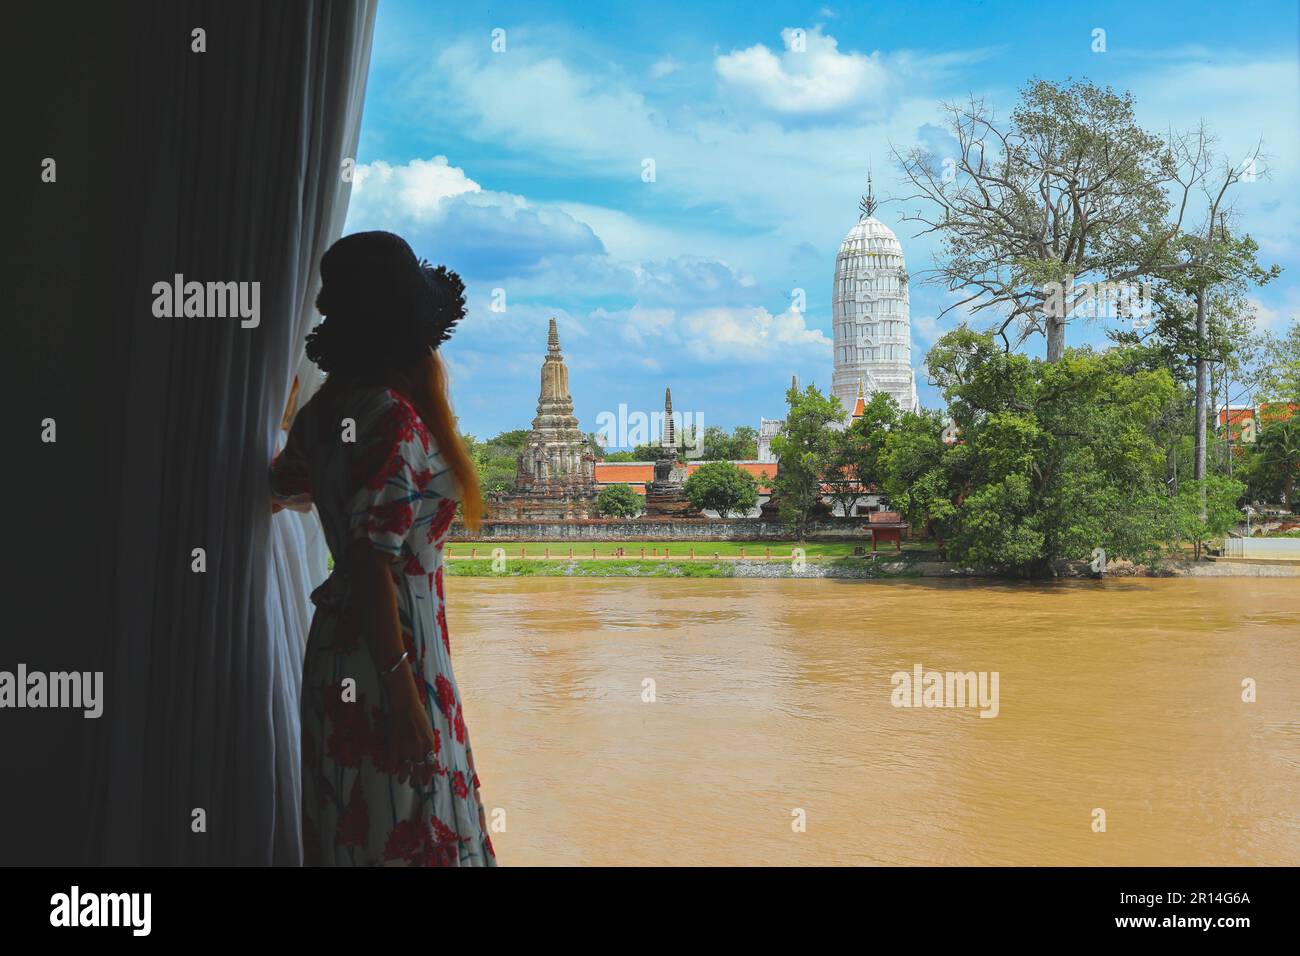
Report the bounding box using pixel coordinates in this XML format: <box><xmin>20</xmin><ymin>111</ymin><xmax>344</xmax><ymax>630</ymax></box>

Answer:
<box><xmin>364</xmin><ymin>499</ymin><xmax>414</xmax><ymax>539</ymax></box>
<box><xmin>383</xmin><ymin>819</ymin><xmax>424</xmax><ymax>863</ymax></box>
<box><xmin>427</xmin><ymin>498</ymin><xmax>457</xmax><ymax>544</ymax></box>
<box><xmin>298</xmin><ymin>387</ymin><xmax>493</xmax><ymax>866</ymax></box>
<box><xmin>422</xmin><ymin>815</ymin><xmax>466</xmax><ymax>867</ymax></box>
<box><xmin>324</xmin><ymin>689</ymin><xmax>371</xmax><ymax>769</ymax></box>
<box><xmin>435</xmin><ymin>674</ymin><xmax>455</xmax><ymax>718</ymax></box>
<box><xmin>437</xmin><ymin>606</ymin><xmax>450</xmax><ymax>653</ymax></box>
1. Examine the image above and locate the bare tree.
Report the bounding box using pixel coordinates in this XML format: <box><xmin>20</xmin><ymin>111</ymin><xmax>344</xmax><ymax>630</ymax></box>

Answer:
<box><xmin>894</xmin><ymin>79</ymin><xmax>1200</xmax><ymax>361</ymax></box>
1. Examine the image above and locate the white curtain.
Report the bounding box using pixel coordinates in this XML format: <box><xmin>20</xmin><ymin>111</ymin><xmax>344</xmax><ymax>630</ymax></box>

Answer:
<box><xmin>95</xmin><ymin>0</ymin><xmax>377</xmax><ymax>865</ymax></box>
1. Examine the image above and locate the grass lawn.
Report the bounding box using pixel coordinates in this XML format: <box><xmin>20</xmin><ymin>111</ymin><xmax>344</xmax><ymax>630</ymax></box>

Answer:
<box><xmin>447</xmin><ymin>539</ymin><xmax>939</xmax><ymax>560</ymax></box>
<box><xmin>446</xmin><ymin>558</ymin><xmax>737</xmax><ymax>577</ymax></box>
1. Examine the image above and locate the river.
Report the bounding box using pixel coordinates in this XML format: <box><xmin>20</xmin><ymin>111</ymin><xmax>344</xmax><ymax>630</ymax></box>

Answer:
<box><xmin>447</xmin><ymin>577</ymin><xmax>1299</xmax><ymax>866</ymax></box>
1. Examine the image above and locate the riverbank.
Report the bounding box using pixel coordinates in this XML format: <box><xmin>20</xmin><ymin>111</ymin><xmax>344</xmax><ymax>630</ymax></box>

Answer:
<box><xmin>445</xmin><ymin>554</ymin><xmax>1300</xmax><ymax>578</ymax></box>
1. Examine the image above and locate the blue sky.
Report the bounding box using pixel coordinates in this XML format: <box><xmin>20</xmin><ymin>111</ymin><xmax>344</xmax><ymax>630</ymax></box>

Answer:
<box><xmin>345</xmin><ymin>0</ymin><xmax>1300</xmax><ymax>445</ymax></box>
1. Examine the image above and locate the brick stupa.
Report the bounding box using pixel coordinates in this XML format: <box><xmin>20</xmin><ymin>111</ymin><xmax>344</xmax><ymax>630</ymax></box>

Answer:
<box><xmin>643</xmin><ymin>387</ymin><xmax>696</xmax><ymax>518</ymax></box>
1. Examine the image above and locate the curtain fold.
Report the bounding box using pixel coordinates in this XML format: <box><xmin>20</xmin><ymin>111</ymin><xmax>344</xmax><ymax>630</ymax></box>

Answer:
<box><xmin>95</xmin><ymin>0</ymin><xmax>376</xmax><ymax>865</ymax></box>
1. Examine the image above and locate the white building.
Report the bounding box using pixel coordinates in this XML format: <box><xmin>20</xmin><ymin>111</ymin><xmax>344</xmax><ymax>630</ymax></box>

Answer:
<box><xmin>829</xmin><ymin>178</ymin><xmax>919</xmax><ymax>415</ymax></box>
<box><xmin>758</xmin><ymin>178</ymin><xmax>920</xmax><ymax>463</ymax></box>
<box><xmin>756</xmin><ymin>417</ymin><xmax>783</xmax><ymax>464</ymax></box>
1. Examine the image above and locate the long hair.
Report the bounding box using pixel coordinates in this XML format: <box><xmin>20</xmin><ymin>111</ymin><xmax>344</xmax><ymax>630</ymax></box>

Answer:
<box><xmin>306</xmin><ymin>231</ymin><xmax>483</xmax><ymax>532</ymax></box>
<box><xmin>400</xmin><ymin>351</ymin><xmax>484</xmax><ymax>533</ymax></box>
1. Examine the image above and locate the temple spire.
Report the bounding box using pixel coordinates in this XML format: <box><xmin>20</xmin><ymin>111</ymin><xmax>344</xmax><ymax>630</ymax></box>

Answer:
<box><xmin>858</xmin><ymin>170</ymin><xmax>876</xmax><ymax>219</ymax></box>
<box><xmin>661</xmin><ymin>386</ymin><xmax>676</xmax><ymax>451</ymax></box>
<box><xmin>547</xmin><ymin>316</ymin><xmax>560</xmax><ymax>353</ymax></box>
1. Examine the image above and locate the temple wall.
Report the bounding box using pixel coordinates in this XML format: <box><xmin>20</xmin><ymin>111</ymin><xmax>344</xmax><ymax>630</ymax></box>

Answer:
<box><xmin>450</xmin><ymin>518</ymin><xmax>868</xmax><ymax>541</ymax></box>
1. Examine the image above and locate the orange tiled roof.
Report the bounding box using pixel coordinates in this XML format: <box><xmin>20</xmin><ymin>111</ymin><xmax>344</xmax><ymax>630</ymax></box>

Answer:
<box><xmin>1260</xmin><ymin>402</ymin><xmax>1299</xmax><ymax>424</ymax></box>
<box><xmin>1217</xmin><ymin>407</ymin><xmax>1255</xmax><ymax>427</ymax></box>
<box><xmin>592</xmin><ymin>463</ymin><xmax>654</xmax><ymax>483</ymax></box>
<box><xmin>593</xmin><ymin>460</ymin><xmax>779</xmax><ymax>494</ymax></box>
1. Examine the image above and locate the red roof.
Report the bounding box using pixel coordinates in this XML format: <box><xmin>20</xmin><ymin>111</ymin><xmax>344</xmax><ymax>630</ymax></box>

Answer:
<box><xmin>1217</xmin><ymin>407</ymin><xmax>1255</xmax><ymax>427</ymax></box>
<box><xmin>593</xmin><ymin>460</ymin><xmax>778</xmax><ymax>494</ymax></box>
<box><xmin>1260</xmin><ymin>402</ymin><xmax>1299</xmax><ymax>425</ymax></box>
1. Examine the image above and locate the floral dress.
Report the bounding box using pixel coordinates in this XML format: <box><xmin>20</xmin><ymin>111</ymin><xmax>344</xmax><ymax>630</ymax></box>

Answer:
<box><xmin>272</xmin><ymin>384</ymin><xmax>496</xmax><ymax>866</ymax></box>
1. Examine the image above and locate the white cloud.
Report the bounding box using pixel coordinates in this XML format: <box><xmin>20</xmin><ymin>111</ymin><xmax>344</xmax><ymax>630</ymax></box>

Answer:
<box><xmin>345</xmin><ymin>156</ymin><xmax>604</xmax><ymax>280</ymax></box>
<box><xmin>650</xmin><ymin>55</ymin><xmax>680</xmax><ymax>79</ymax></box>
<box><xmin>352</xmin><ymin>156</ymin><xmax>479</xmax><ymax>219</ymax></box>
<box><xmin>407</xmin><ymin>34</ymin><xmax>961</xmax><ymax>285</ymax></box>
<box><xmin>550</xmin><ymin>202</ymin><xmax>702</xmax><ymax>263</ymax></box>
<box><xmin>1249</xmin><ymin>293</ymin><xmax>1300</xmax><ymax>335</ymax></box>
<box><xmin>715</xmin><ymin>26</ymin><xmax>893</xmax><ymax>116</ymax></box>
<box><xmin>597</xmin><ymin>303</ymin><xmax>831</xmax><ymax>365</ymax></box>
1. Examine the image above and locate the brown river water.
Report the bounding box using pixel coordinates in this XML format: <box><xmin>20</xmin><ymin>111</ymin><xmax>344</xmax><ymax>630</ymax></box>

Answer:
<box><xmin>446</xmin><ymin>577</ymin><xmax>1299</xmax><ymax>866</ymax></box>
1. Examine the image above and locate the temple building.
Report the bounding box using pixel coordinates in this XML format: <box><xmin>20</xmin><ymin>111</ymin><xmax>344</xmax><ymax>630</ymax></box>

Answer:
<box><xmin>830</xmin><ymin>175</ymin><xmax>919</xmax><ymax>415</ymax></box>
<box><xmin>490</xmin><ymin>318</ymin><xmax>598</xmax><ymax>520</ymax></box>
<box><xmin>642</xmin><ymin>387</ymin><xmax>696</xmax><ymax>517</ymax></box>
<box><xmin>758</xmin><ymin>177</ymin><xmax>919</xmax><ymax>462</ymax></box>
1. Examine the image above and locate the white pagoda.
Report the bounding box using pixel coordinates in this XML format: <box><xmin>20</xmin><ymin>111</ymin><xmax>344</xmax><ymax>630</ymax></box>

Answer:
<box><xmin>829</xmin><ymin>175</ymin><xmax>918</xmax><ymax>415</ymax></box>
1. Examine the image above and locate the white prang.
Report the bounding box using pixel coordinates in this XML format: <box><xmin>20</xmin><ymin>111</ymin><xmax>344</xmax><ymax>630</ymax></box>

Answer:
<box><xmin>830</xmin><ymin>189</ymin><xmax>919</xmax><ymax>416</ymax></box>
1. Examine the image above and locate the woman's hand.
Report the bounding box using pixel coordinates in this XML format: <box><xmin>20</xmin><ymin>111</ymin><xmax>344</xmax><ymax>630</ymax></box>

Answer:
<box><xmin>385</xmin><ymin>669</ymin><xmax>437</xmax><ymax>787</ymax></box>
<box><xmin>346</xmin><ymin>538</ymin><xmax>435</xmax><ymax>786</ymax></box>
<box><xmin>272</xmin><ymin>493</ymin><xmax>313</xmax><ymax>514</ymax></box>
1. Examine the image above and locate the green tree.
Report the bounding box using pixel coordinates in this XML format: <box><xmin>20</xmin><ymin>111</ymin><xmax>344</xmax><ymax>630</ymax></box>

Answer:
<box><xmin>597</xmin><ymin>483</ymin><xmax>642</xmax><ymax>518</ymax></box>
<box><xmin>896</xmin><ymin>78</ymin><xmax>1192</xmax><ymax>361</ymax></box>
<box><xmin>1113</xmin><ymin>289</ymin><xmax>1265</xmax><ymax>491</ymax></box>
<box><xmin>926</xmin><ymin>328</ymin><xmax>1179</xmax><ymax>575</ymax></box>
<box><xmin>826</xmin><ymin>392</ymin><xmax>898</xmax><ymax>516</ymax></box>
<box><xmin>769</xmin><ymin>382</ymin><xmax>843</xmax><ymax>539</ymax></box>
<box><xmin>684</xmin><ymin>461</ymin><xmax>759</xmax><ymax>518</ymax></box>
<box><xmin>465</xmin><ymin>429</ymin><xmax>530</xmax><ymax>496</ymax></box>
<box><xmin>880</xmin><ymin>409</ymin><xmax>956</xmax><ymax>545</ymax></box>
<box><xmin>700</xmin><ymin>424</ymin><xmax>759</xmax><ymax>460</ymax></box>
<box><xmin>1256</xmin><ymin>318</ymin><xmax>1300</xmax><ymax>404</ymax></box>
<box><xmin>1171</xmin><ymin>476</ymin><xmax>1246</xmax><ymax>559</ymax></box>
<box><xmin>1249</xmin><ymin>410</ymin><xmax>1300</xmax><ymax>509</ymax></box>
<box><xmin>1139</xmin><ymin>141</ymin><xmax>1279</xmax><ymax>512</ymax></box>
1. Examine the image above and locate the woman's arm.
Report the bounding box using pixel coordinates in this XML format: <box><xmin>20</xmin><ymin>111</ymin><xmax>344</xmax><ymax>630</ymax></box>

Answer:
<box><xmin>270</xmin><ymin>398</ymin><xmax>314</xmax><ymax>510</ymax></box>
<box><xmin>346</xmin><ymin>539</ymin><xmax>437</xmax><ymax>787</ymax></box>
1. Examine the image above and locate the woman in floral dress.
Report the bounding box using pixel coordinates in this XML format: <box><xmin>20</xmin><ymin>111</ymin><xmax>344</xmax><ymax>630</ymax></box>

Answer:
<box><xmin>271</xmin><ymin>231</ymin><xmax>495</xmax><ymax>866</ymax></box>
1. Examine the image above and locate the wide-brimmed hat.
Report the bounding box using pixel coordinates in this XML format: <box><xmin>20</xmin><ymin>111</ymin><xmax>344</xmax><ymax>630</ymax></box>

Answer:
<box><xmin>306</xmin><ymin>231</ymin><xmax>465</xmax><ymax>376</ymax></box>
